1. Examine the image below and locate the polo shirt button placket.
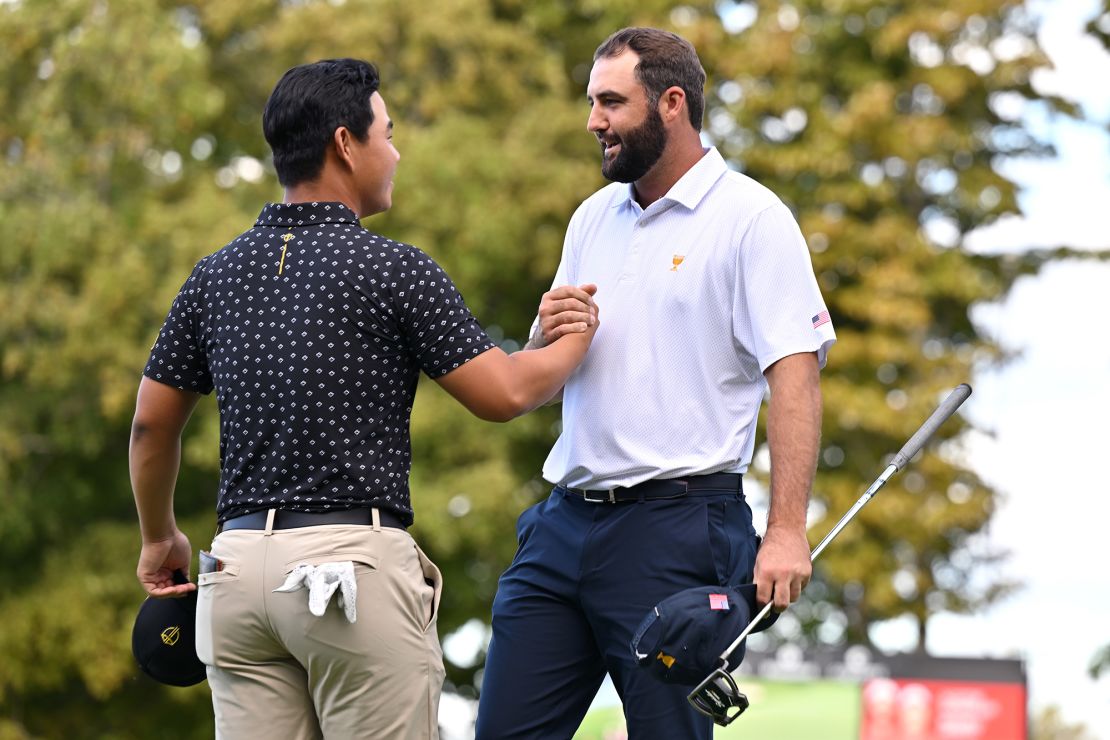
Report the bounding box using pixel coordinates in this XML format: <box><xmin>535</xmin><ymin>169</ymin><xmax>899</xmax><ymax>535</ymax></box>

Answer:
<box><xmin>620</xmin><ymin>221</ymin><xmax>643</xmax><ymax>283</ymax></box>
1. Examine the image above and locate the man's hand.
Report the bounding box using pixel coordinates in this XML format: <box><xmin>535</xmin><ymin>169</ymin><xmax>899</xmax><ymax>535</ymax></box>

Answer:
<box><xmin>137</xmin><ymin>528</ymin><xmax>197</xmax><ymax>599</ymax></box>
<box><xmin>528</xmin><ymin>284</ymin><xmax>598</xmax><ymax>349</ymax></box>
<box><xmin>753</xmin><ymin>524</ymin><xmax>811</xmax><ymax>611</ymax></box>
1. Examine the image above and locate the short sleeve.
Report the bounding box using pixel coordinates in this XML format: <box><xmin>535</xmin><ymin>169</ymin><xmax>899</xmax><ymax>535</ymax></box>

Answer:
<box><xmin>733</xmin><ymin>203</ymin><xmax>836</xmax><ymax>372</ymax></box>
<box><xmin>143</xmin><ymin>258</ymin><xmax>215</xmax><ymax>394</ymax></box>
<box><xmin>392</xmin><ymin>249</ymin><xmax>496</xmax><ymax>378</ymax></box>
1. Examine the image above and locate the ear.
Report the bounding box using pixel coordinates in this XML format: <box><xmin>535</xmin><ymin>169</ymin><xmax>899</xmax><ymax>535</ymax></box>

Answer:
<box><xmin>658</xmin><ymin>86</ymin><xmax>688</xmax><ymax>126</ymax></box>
<box><xmin>332</xmin><ymin>126</ymin><xmax>357</xmax><ymax>171</ymax></box>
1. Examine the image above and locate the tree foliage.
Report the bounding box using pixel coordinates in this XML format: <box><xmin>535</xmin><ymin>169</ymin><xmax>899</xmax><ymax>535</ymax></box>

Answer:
<box><xmin>0</xmin><ymin>0</ymin><xmax>1095</xmax><ymax>734</ymax></box>
<box><xmin>1031</xmin><ymin>705</ymin><xmax>1098</xmax><ymax>740</ymax></box>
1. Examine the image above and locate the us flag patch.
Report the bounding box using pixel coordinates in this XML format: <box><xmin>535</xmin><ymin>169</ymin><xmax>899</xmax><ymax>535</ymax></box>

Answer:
<box><xmin>709</xmin><ymin>593</ymin><xmax>730</xmax><ymax>611</ymax></box>
<box><xmin>812</xmin><ymin>310</ymin><xmax>830</xmax><ymax>329</ymax></box>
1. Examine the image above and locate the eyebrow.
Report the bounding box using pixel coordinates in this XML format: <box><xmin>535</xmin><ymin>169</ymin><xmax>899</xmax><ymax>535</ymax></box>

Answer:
<box><xmin>586</xmin><ymin>90</ymin><xmax>628</xmax><ymax>104</ymax></box>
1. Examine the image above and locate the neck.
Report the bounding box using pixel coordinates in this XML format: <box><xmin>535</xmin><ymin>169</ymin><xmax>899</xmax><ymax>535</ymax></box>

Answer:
<box><xmin>632</xmin><ymin>136</ymin><xmax>706</xmax><ymax>208</ymax></box>
<box><xmin>283</xmin><ymin>176</ymin><xmax>361</xmax><ymax>217</ymax></box>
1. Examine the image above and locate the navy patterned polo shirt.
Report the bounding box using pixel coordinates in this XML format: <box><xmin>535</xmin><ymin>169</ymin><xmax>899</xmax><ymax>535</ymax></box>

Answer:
<box><xmin>144</xmin><ymin>201</ymin><xmax>495</xmax><ymax>525</ymax></box>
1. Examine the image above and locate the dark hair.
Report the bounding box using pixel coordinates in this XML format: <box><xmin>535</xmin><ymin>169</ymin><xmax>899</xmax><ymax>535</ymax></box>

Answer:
<box><xmin>262</xmin><ymin>58</ymin><xmax>381</xmax><ymax>187</ymax></box>
<box><xmin>594</xmin><ymin>28</ymin><xmax>706</xmax><ymax>132</ymax></box>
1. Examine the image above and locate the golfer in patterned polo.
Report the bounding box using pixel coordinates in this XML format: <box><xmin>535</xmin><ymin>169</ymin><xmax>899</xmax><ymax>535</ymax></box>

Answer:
<box><xmin>129</xmin><ymin>58</ymin><xmax>598</xmax><ymax>739</ymax></box>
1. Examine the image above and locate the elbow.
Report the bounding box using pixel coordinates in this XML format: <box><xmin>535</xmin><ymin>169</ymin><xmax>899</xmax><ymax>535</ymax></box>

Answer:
<box><xmin>501</xmin><ymin>385</ymin><xmax>549</xmax><ymax>420</ymax></box>
<box><xmin>473</xmin><ymin>386</ymin><xmax>539</xmax><ymax>422</ymax></box>
<box><xmin>131</xmin><ymin>377</ymin><xmax>198</xmax><ymax>446</ymax></box>
<box><xmin>130</xmin><ymin>412</ymin><xmax>178</xmax><ymax>446</ymax></box>
<box><xmin>477</xmin><ymin>370</ymin><xmax>537</xmax><ymax>421</ymax></box>
<box><xmin>473</xmin><ymin>398</ymin><xmax>529</xmax><ymax>423</ymax></box>
<box><xmin>130</xmin><ymin>416</ymin><xmax>155</xmax><ymax>444</ymax></box>
<box><xmin>475</xmin><ymin>409</ymin><xmax>517</xmax><ymax>423</ymax></box>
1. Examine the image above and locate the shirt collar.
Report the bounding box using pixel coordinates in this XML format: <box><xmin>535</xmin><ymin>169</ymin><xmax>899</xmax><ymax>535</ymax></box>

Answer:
<box><xmin>609</xmin><ymin>147</ymin><xmax>728</xmax><ymax>212</ymax></box>
<box><xmin>254</xmin><ymin>201</ymin><xmax>361</xmax><ymax>228</ymax></box>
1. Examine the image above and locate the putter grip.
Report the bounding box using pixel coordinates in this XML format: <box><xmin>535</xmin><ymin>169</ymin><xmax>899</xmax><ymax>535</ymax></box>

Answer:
<box><xmin>890</xmin><ymin>384</ymin><xmax>972</xmax><ymax>471</ymax></box>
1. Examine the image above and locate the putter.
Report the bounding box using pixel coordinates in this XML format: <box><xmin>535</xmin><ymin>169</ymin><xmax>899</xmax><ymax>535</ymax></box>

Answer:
<box><xmin>688</xmin><ymin>383</ymin><xmax>973</xmax><ymax>726</ymax></box>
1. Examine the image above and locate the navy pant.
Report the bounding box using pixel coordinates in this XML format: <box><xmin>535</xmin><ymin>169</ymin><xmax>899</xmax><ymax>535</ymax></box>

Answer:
<box><xmin>475</xmin><ymin>484</ymin><xmax>757</xmax><ymax>739</ymax></box>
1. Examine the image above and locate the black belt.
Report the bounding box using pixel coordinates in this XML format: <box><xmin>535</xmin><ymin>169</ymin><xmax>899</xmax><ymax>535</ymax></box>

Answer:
<box><xmin>218</xmin><ymin>507</ymin><xmax>407</xmax><ymax>533</ymax></box>
<box><xmin>557</xmin><ymin>473</ymin><xmax>743</xmax><ymax>504</ymax></box>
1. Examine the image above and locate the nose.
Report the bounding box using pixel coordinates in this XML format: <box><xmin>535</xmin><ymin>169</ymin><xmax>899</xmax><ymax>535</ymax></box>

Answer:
<box><xmin>587</xmin><ymin>103</ymin><xmax>607</xmax><ymax>135</ymax></box>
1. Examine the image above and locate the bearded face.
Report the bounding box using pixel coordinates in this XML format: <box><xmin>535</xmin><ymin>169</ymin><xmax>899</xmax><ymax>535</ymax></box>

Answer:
<box><xmin>598</xmin><ymin>104</ymin><xmax>668</xmax><ymax>183</ymax></box>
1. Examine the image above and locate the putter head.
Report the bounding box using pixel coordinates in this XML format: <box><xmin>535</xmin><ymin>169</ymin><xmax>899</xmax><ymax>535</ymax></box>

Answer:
<box><xmin>687</xmin><ymin>667</ymin><xmax>749</xmax><ymax>727</ymax></box>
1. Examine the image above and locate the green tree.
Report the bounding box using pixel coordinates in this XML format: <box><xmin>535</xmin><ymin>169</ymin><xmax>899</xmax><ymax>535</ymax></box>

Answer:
<box><xmin>1032</xmin><ymin>705</ymin><xmax>1097</xmax><ymax>740</ymax></box>
<box><xmin>697</xmin><ymin>0</ymin><xmax>1061</xmax><ymax>651</ymax></box>
<box><xmin>1</xmin><ymin>0</ymin><xmax>1102</xmax><ymax>735</ymax></box>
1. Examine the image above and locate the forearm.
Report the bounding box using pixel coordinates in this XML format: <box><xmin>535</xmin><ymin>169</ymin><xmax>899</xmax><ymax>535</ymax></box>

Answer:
<box><xmin>522</xmin><ymin>324</ymin><xmax>566</xmax><ymax>404</ymax></box>
<box><xmin>765</xmin><ymin>357</ymin><xmax>822</xmax><ymax>532</ymax></box>
<box><xmin>129</xmin><ymin>425</ymin><xmax>183</xmax><ymax>542</ymax></box>
<box><xmin>437</xmin><ymin>332</ymin><xmax>592</xmax><ymax>421</ymax></box>
<box><xmin>505</xmin><ymin>333</ymin><xmax>589</xmax><ymax>412</ymax></box>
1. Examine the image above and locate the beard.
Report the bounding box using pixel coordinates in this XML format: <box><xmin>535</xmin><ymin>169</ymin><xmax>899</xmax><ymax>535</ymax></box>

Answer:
<box><xmin>600</xmin><ymin>107</ymin><xmax>667</xmax><ymax>183</ymax></box>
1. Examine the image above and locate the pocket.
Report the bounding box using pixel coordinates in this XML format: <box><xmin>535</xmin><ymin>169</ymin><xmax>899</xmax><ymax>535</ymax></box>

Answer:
<box><xmin>196</xmin><ymin>562</ymin><xmax>241</xmax><ymax>665</ymax></box>
<box><xmin>279</xmin><ymin>553</ymin><xmax>379</xmax><ymax>633</ymax></box>
<box><xmin>412</xmin><ymin>543</ymin><xmax>443</xmax><ymax>634</ymax></box>
<box><xmin>704</xmin><ymin>499</ymin><xmax>757</xmax><ymax>586</ymax></box>
<box><xmin>705</xmin><ymin>500</ymin><xmax>731</xmax><ymax>586</ymax></box>
<box><xmin>197</xmin><ymin>562</ymin><xmax>241</xmax><ymax>586</ymax></box>
<box><xmin>282</xmin><ymin>551</ymin><xmax>380</xmax><ymax>574</ymax></box>
<box><xmin>515</xmin><ymin>502</ymin><xmax>540</xmax><ymax>548</ymax></box>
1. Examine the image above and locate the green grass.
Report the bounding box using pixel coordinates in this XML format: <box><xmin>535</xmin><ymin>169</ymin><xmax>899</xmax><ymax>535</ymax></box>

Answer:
<box><xmin>575</xmin><ymin>680</ymin><xmax>860</xmax><ymax>739</ymax></box>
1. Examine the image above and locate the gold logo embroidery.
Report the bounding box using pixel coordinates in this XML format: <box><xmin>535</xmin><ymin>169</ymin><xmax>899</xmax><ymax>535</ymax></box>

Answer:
<box><xmin>160</xmin><ymin>626</ymin><xmax>181</xmax><ymax>646</ymax></box>
<box><xmin>670</xmin><ymin>254</ymin><xmax>685</xmax><ymax>272</ymax></box>
<box><xmin>278</xmin><ymin>232</ymin><xmax>294</xmax><ymax>275</ymax></box>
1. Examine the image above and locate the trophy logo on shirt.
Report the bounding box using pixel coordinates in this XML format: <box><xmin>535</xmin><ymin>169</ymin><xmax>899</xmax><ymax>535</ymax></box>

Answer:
<box><xmin>670</xmin><ymin>254</ymin><xmax>685</xmax><ymax>272</ymax></box>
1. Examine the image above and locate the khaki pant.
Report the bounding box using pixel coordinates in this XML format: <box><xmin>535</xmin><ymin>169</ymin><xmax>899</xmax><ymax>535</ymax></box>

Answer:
<box><xmin>195</xmin><ymin>514</ymin><xmax>444</xmax><ymax>739</ymax></box>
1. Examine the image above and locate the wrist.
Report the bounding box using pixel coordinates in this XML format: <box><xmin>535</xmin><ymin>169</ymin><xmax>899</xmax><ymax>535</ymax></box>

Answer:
<box><xmin>140</xmin><ymin>524</ymin><xmax>178</xmax><ymax>545</ymax></box>
<box><xmin>765</xmin><ymin>520</ymin><xmax>806</xmax><ymax>535</ymax></box>
<box><xmin>527</xmin><ymin>320</ymin><xmax>548</xmax><ymax>350</ymax></box>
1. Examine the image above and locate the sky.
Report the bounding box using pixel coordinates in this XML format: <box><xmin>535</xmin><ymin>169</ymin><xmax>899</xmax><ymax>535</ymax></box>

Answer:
<box><xmin>441</xmin><ymin>2</ymin><xmax>1110</xmax><ymax>737</ymax></box>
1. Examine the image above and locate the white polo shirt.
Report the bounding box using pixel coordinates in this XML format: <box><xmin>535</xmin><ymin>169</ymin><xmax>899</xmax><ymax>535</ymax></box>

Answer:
<box><xmin>541</xmin><ymin>147</ymin><xmax>835</xmax><ymax>489</ymax></box>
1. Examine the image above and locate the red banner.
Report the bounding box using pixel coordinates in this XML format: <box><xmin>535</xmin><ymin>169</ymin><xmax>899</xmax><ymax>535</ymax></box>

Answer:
<box><xmin>861</xmin><ymin>677</ymin><xmax>1026</xmax><ymax>740</ymax></box>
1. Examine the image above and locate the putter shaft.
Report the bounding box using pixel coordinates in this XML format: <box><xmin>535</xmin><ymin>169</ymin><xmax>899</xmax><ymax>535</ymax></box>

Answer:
<box><xmin>710</xmin><ymin>385</ymin><xmax>972</xmax><ymax>675</ymax></box>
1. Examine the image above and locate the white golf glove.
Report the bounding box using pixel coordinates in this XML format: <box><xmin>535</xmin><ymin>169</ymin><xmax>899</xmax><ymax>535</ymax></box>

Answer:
<box><xmin>273</xmin><ymin>561</ymin><xmax>358</xmax><ymax>623</ymax></box>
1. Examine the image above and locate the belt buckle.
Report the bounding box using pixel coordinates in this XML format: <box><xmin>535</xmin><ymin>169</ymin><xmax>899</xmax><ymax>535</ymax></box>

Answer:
<box><xmin>583</xmin><ymin>488</ymin><xmax>618</xmax><ymax>504</ymax></box>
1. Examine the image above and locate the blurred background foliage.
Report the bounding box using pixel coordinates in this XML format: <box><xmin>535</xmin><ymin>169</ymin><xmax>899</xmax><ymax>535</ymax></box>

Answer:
<box><xmin>1</xmin><ymin>0</ymin><xmax>1106</xmax><ymax>736</ymax></box>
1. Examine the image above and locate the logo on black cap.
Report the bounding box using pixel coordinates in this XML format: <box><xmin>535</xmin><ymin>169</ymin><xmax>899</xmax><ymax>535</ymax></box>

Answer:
<box><xmin>132</xmin><ymin>569</ymin><xmax>207</xmax><ymax>687</ymax></box>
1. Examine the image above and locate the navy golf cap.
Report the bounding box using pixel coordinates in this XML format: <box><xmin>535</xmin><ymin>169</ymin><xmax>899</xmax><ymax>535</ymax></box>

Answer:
<box><xmin>131</xmin><ymin>570</ymin><xmax>206</xmax><ymax>687</ymax></box>
<box><xmin>630</xmin><ymin>583</ymin><xmax>778</xmax><ymax>686</ymax></box>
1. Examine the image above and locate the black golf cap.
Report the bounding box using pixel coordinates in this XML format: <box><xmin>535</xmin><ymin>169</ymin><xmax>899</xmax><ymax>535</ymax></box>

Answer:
<box><xmin>131</xmin><ymin>570</ymin><xmax>207</xmax><ymax>687</ymax></box>
<box><xmin>630</xmin><ymin>584</ymin><xmax>779</xmax><ymax>686</ymax></box>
